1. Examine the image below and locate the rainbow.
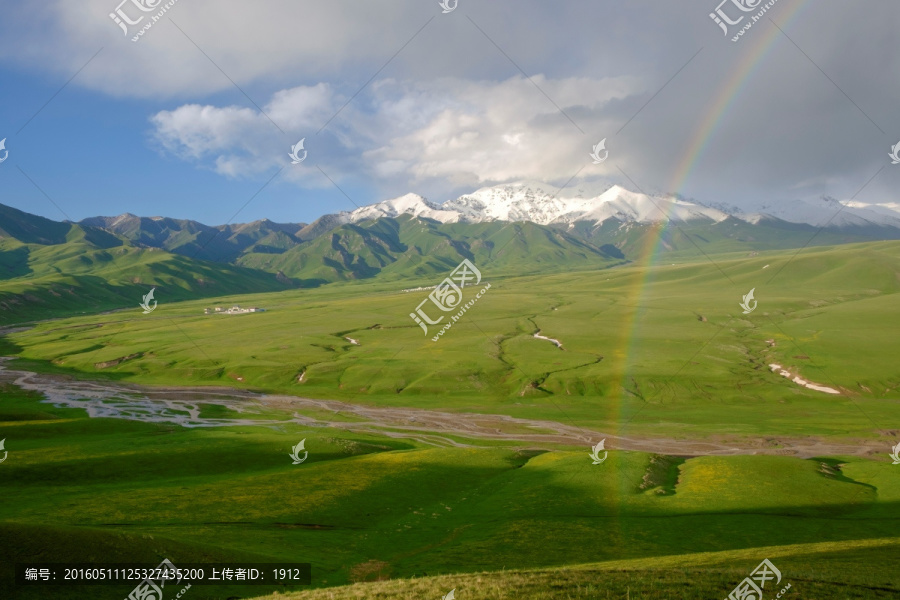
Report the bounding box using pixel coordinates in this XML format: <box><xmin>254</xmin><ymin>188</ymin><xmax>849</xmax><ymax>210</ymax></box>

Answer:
<box><xmin>670</xmin><ymin>0</ymin><xmax>813</xmax><ymax>203</ymax></box>
<box><xmin>614</xmin><ymin>0</ymin><xmax>813</xmax><ymax>433</ymax></box>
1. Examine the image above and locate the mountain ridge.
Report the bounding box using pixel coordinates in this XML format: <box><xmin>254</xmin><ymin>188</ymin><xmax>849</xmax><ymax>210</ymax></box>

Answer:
<box><xmin>71</xmin><ymin>182</ymin><xmax>900</xmax><ymax>241</ymax></box>
<box><xmin>3</xmin><ymin>189</ymin><xmax>900</xmax><ymax>324</ymax></box>
<box><xmin>326</xmin><ymin>182</ymin><xmax>900</xmax><ymax>232</ymax></box>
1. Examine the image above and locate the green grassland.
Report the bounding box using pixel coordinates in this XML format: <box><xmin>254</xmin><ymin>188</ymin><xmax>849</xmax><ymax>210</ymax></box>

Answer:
<box><xmin>249</xmin><ymin>539</ymin><xmax>900</xmax><ymax>599</ymax></box>
<box><xmin>1</xmin><ymin>383</ymin><xmax>899</xmax><ymax>599</ymax></box>
<box><xmin>6</xmin><ymin>240</ymin><xmax>900</xmax><ymax>440</ymax></box>
<box><xmin>3</xmin><ymin>240</ymin><xmax>900</xmax><ymax>599</ymax></box>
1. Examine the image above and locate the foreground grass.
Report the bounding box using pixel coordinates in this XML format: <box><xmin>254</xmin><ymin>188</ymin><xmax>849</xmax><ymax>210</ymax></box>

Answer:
<box><xmin>247</xmin><ymin>539</ymin><xmax>900</xmax><ymax>599</ymax></box>
<box><xmin>1</xmin><ymin>383</ymin><xmax>899</xmax><ymax>598</ymax></box>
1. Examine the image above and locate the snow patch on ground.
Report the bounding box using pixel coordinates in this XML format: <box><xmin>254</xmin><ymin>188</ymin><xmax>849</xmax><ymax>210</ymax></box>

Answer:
<box><xmin>534</xmin><ymin>330</ymin><xmax>563</xmax><ymax>349</ymax></box>
<box><xmin>769</xmin><ymin>363</ymin><xmax>840</xmax><ymax>395</ymax></box>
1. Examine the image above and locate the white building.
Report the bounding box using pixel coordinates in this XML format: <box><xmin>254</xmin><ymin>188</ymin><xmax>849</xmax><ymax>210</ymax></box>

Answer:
<box><xmin>204</xmin><ymin>305</ymin><xmax>266</xmax><ymax>315</ymax></box>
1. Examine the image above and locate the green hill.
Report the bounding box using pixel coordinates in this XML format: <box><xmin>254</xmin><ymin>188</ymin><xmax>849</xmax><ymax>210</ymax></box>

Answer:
<box><xmin>71</xmin><ymin>198</ymin><xmax>900</xmax><ymax>286</ymax></box>
<box><xmin>563</xmin><ymin>214</ymin><xmax>896</xmax><ymax>259</ymax></box>
<box><xmin>237</xmin><ymin>215</ymin><xmax>626</xmax><ymax>284</ymax></box>
<box><xmin>0</xmin><ymin>204</ymin><xmax>291</xmax><ymax>325</ymax></box>
<box><xmin>0</xmin><ymin>203</ymin><xmax>77</xmax><ymax>246</ymax></box>
<box><xmin>79</xmin><ymin>213</ymin><xmax>308</xmax><ymax>263</ymax></box>
<box><xmin>3</xmin><ymin>198</ymin><xmax>895</xmax><ymax>297</ymax></box>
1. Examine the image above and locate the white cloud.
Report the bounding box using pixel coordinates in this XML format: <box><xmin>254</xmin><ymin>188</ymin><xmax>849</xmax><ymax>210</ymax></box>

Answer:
<box><xmin>152</xmin><ymin>104</ymin><xmax>261</xmax><ymax>159</ymax></box>
<box><xmin>363</xmin><ymin>75</ymin><xmax>637</xmax><ymax>186</ymax></box>
<box><xmin>148</xmin><ymin>75</ymin><xmax>640</xmax><ymax>189</ymax></box>
<box><xmin>150</xmin><ymin>83</ymin><xmax>343</xmax><ymax>180</ymax></box>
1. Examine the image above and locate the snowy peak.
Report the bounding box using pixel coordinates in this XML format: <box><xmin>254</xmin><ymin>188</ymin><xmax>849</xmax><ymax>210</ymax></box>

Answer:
<box><xmin>756</xmin><ymin>197</ymin><xmax>900</xmax><ymax>229</ymax></box>
<box><xmin>343</xmin><ymin>193</ymin><xmax>461</xmax><ymax>223</ymax></box>
<box><xmin>338</xmin><ymin>183</ymin><xmax>900</xmax><ymax>230</ymax></box>
<box><xmin>340</xmin><ymin>183</ymin><xmax>731</xmax><ymax>226</ymax></box>
<box><xmin>441</xmin><ymin>183</ymin><xmax>729</xmax><ymax>225</ymax></box>
<box><xmin>578</xmin><ymin>186</ymin><xmax>730</xmax><ymax>224</ymax></box>
<box><xmin>445</xmin><ymin>181</ymin><xmax>572</xmax><ymax>224</ymax></box>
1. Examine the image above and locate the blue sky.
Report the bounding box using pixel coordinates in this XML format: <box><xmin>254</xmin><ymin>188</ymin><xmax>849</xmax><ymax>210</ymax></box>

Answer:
<box><xmin>0</xmin><ymin>66</ymin><xmax>375</xmax><ymax>225</ymax></box>
<box><xmin>0</xmin><ymin>0</ymin><xmax>897</xmax><ymax>226</ymax></box>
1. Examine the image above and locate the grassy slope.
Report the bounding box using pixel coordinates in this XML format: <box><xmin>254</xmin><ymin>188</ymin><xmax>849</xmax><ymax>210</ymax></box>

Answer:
<box><xmin>563</xmin><ymin>214</ymin><xmax>894</xmax><ymax>260</ymax></box>
<box><xmin>247</xmin><ymin>539</ymin><xmax>900</xmax><ymax>599</ymax></box>
<box><xmin>7</xmin><ymin>240</ymin><xmax>900</xmax><ymax>440</ymax></box>
<box><xmin>1</xmin><ymin>384</ymin><xmax>898</xmax><ymax>599</ymax></box>
<box><xmin>237</xmin><ymin>216</ymin><xmax>623</xmax><ymax>284</ymax></box>
<box><xmin>0</xmin><ymin>232</ymin><xmax>290</xmax><ymax>326</ymax></box>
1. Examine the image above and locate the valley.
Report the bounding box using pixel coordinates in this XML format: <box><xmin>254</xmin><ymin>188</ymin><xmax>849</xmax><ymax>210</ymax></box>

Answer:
<box><xmin>0</xmin><ymin>357</ymin><xmax>885</xmax><ymax>457</ymax></box>
<box><xmin>2</xmin><ymin>202</ymin><xmax>900</xmax><ymax>600</ymax></box>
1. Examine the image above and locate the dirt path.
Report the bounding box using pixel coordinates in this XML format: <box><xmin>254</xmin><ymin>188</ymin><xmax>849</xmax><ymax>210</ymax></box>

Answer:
<box><xmin>0</xmin><ymin>357</ymin><xmax>890</xmax><ymax>459</ymax></box>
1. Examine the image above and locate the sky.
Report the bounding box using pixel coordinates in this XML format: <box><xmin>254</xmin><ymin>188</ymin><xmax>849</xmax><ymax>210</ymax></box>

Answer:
<box><xmin>0</xmin><ymin>0</ymin><xmax>897</xmax><ymax>226</ymax></box>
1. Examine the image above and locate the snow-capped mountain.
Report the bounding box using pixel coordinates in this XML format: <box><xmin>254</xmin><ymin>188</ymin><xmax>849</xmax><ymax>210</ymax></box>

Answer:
<box><xmin>754</xmin><ymin>197</ymin><xmax>900</xmax><ymax>229</ymax></box>
<box><xmin>339</xmin><ymin>183</ymin><xmax>731</xmax><ymax>227</ymax></box>
<box><xmin>441</xmin><ymin>181</ymin><xmax>571</xmax><ymax>224</ymax></box>
<box><xmin>341</xmin><ymin>193</ymin><xmax>462</xmax><ymax>223</ymax></box>
<box><xmin>449</xmin><ymin>182</ymin><xmax>736</xmax><ymax>224</ymax></box>
<box><xmin>330</xmin><ymin>182</ymin><xmax>900</xmax><ymax>230</ymax></box>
